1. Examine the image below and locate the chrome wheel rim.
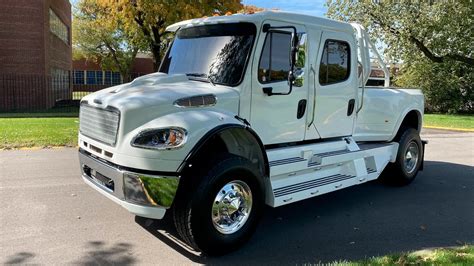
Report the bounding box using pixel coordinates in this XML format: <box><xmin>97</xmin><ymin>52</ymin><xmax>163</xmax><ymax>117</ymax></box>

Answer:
<box><xmin>211</xmin><ymin>180</ymin><xmax>253</xmax><ymax>235</ymax></box>
<box><xmin>404</xmin><ymin>141</ymin><xmax>419</xmax><ymax>174</ymax></box>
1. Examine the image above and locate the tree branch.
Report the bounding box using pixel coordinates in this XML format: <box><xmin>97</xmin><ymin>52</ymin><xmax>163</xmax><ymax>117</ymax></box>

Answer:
<box><xmin>103</xmin><ymin>41</ymin><xmax>124</xmax><ymax>73</ymax></box>
<box><xmin>368</xmin><ymin>11</ymin><xmax>473</xmax><ymax>66</ymax></box>
<box><xmin>134</xmin><ymin>11</ymin><xmax>151</xmax><ymax>38</ymax></box>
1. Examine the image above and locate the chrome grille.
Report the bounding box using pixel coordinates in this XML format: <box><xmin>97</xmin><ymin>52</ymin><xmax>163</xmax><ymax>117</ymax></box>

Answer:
<box><xmin>80</xmin><ymin>104</ymin><xmax>120</xmax><ymax>146</ymax></box>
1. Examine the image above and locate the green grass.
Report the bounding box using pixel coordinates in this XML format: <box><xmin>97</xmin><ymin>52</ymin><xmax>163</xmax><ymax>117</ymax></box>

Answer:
<box><xmin>0</xmin><ymin>117</ymin><xmax>78</xmax><ymax>149</ymax></box>
<box><xmin>424</xmin><ymin>114</ymin><xmax>474</xmax><ymax>130</ymax></box>
<box><xmin>73</xmin><ymin>91</ymin><xmax>91</xmax><ymax>100</ymax></box>
<box><xmin>334</xmin><ymin>245</ymin><xmax>474</xmax><ymax>265</ymax></box>
<box><xmin>0</xmin><ymin>111</ymin><xmax>471</xmax><ymax>149</ymax></box>
<box><xmin>0</xmin><ymin>107</ymin><xmax>79</xmax><ymax>118</ymax></box>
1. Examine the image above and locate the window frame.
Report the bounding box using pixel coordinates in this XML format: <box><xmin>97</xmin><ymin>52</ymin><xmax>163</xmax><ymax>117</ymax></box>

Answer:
<box><xmin>257</xmin><ymin>30</ymin><xmax>293</xmax><ymax>85</ymax></box>
<box><xmin>49</xmin><ymin>8</ymin><xmax>69</xmax><ymax>45</ymax></box>
<box><xmin>318</xmin><ymin>39</ymin><xmax>351</xmax><ymax>86</ymax></box>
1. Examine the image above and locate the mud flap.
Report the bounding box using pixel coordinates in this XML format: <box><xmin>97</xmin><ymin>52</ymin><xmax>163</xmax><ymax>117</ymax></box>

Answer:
<box><xmin>420</xmin><ymin>140</ymin><xmax>428</xmax><ymax>171</ymax></box>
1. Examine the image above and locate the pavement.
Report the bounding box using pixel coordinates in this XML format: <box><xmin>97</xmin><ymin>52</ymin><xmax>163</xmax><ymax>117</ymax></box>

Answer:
<box><xmin>1</xmin><ymin>128</ymin><xmax>473</xmax><ymax>265</ymax></box>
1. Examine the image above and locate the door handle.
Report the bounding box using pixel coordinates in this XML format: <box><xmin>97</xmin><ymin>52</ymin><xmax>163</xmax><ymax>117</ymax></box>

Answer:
<box><xmin>263</xmin><ymin>87</ymin><xmax>274</xmax><ymax>96</ymax></box>
<box><xmin>262</xmin><ymin>86</ymin><xmax>293</xmax><ymax>96</ymax></box>
<box><xmin>297</xmin><ymin>99</ymin><xmax>307</xmax><ymax>119</ymax></box>
<box><xmin>347</xmin><ymin>99</ymin><xmax>355</xmax><ymax>116</ymax></box>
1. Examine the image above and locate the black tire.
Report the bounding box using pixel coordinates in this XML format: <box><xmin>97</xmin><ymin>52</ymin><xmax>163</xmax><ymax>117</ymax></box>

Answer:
<box><xmin>172</xmin><ymin>154</ymin><xmax>264</xmax><ymax>256</ymax></box>
<box><xmin>381</xmin><ymin>128</ymin><xmax>423</xmax><ymax>186</ymax></box>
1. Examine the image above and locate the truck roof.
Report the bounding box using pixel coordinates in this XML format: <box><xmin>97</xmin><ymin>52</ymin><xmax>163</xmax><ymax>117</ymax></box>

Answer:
<box><xmin>166</xmin><ymin>10</ymin><xmax>354</xmax><ymax>34</ymax></box>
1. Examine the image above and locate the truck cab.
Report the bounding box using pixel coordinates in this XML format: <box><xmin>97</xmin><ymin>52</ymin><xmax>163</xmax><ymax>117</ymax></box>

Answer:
<box><xmin>78</xmin><ymin>11</ymin><xmax>425</xmax><ymax>255</ymax></box>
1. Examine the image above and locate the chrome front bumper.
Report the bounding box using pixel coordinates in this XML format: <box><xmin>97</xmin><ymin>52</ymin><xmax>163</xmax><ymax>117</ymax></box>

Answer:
<box><xmin>79</xmin><ymin>149</ymin><xmax>180</xmax><ymax>219</ymax></box>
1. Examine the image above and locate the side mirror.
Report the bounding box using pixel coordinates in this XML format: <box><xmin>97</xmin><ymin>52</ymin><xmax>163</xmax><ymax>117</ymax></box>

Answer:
<box><xmin>288</xmin><ymin>33</ymin><xmax>299</xmax><ymax>91</ymax></box>
<box><xmin>262</xmin><ymin>24</ymin><xmax>299</xmax><ymax>96</ymax></box>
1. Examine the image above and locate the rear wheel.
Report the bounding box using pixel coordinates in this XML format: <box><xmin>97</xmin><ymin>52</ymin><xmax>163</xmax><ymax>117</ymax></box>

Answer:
<box><xmin>172</xmin><ymin>155</ymin><xmax>264</xmax><ymax>255</ymax></box>
<box><xmin>381</xmin><ymin>128</ymin><xmax>423</xmax><ymax>186</ymax></box>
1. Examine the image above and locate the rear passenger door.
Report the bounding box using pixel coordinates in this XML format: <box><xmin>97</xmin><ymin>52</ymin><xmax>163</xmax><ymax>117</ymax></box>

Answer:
<box><xmin>313</xmin><ymin>31</ymin><xmax>357</xmax><ymax>138</ymax></box>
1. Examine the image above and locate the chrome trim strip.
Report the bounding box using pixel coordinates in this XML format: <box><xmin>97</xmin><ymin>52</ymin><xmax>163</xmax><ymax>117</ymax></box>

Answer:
<box><xmin>314</xmin><ymin>149</ymin><xmax>351</xmax><ymax>158</ymax></box>
<box><xmin>273</xmin><ymin>174</ymin><xmax>355</xmax><ymax>197</ymax></box>
<box><xmin>269</xmin><ymin>157</ymin><xmax>306</xmax><ymax>167</ymax></box>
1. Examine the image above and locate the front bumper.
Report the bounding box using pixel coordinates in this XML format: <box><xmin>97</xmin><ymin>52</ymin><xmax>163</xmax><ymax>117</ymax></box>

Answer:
<box><xmin>79</xmin><ymin>149</ymin><xmax>180</xmax><ymax>219</ymax></box>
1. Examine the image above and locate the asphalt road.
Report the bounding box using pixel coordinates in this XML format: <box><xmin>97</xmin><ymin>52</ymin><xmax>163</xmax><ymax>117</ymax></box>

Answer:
<box><xmin>1</xmin><ymin>129</ymin><xmax>473</xmax><ymax>265</ymax></box>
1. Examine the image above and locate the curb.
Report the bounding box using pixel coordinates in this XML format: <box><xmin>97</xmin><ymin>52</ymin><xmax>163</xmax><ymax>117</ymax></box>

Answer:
<box><xmin>1</xmin><ymin>146</ymin><xmax>78</xmax><ymax>151</ymax></box>
<box><xmin>423</xmin><ymin>126</ymin><xmax>474</xmax><ymax>132</ymax></box>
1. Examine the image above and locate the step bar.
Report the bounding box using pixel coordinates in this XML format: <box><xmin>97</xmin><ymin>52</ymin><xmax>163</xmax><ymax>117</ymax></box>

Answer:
<box><xmin>265</xmin><ymin>138</ymin><xmax>399</xmax><ymax>207</ymax></box>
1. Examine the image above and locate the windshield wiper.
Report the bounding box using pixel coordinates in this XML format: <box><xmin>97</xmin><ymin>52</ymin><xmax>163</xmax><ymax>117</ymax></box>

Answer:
<box><xmin>186</xmin><ymin>73</ymin><xmax>215</xmax><ymax>86</ymax></box>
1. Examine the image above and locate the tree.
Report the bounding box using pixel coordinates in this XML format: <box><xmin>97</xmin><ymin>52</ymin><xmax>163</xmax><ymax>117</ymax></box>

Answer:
<box><xmin>326</xmin><ymin>0</ymin><xmax>473</xmax><ymax>113</ymax></box>
<box><xmin>73</xmin><ymin>0</ymin><xmax>144</xmax><ymax>82</ymax></box>
<box><xmin>101</xmin><ymin>0</ymin><xmax>243</xmax><ymax>70</ymax></box>
<box><xmin>239</xmin><ymin>5</ymin><xmax>266</xmax><ymax>14</ymax></box>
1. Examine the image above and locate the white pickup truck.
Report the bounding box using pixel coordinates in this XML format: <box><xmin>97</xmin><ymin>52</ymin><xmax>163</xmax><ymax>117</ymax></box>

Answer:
<box><xmin>78</xmin><ymin>11</ymin><xmax>425</xmax><ymax>255</ymax></box>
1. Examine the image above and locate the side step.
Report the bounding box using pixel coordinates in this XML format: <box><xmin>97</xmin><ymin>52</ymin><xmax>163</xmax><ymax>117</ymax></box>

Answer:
<box><xmin>273</xmin><ymin>174</ymin><xmax>355</xmax><ymax>198</ymax></box>
<box><xmin>265</xmin><ymin>138</ymin><xmax>398</xmax><ymax>207</ymax></box>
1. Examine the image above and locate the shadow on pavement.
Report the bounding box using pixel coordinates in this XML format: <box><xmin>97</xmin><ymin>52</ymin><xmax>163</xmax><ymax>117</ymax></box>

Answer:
<box><xmin>136</xmin><ymin>160</ymin><xmax>474</xmax><ymax>264</ymax></box>
<box><xmin>3</xmin><ymin>252</ymin><xmax>35</xmax><ymax>264</ymax></box>
<box><xmin>74</xmin><ymin>241</ymin><xmax>136</xmax><ymax>265</ymax></box>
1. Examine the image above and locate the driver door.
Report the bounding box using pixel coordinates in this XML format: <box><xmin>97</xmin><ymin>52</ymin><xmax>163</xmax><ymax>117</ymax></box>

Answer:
<box><xmin>250</xmin><ymin>21</ymin><xmax>308</xmax><ymax>145</ymax></box>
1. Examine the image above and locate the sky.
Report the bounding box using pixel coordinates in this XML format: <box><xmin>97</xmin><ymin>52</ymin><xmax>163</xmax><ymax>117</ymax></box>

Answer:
<box><xmin>242</xmin><ymin>0</ymin><xmax>327</xmax><ymax>17</ymax></box>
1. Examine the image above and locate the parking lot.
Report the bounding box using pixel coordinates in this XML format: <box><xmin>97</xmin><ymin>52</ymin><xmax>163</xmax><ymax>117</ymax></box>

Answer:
<box><xmin>1</xmin><ymin>128</ymin><xmax>473</xmax><ymax>264</ymax></box>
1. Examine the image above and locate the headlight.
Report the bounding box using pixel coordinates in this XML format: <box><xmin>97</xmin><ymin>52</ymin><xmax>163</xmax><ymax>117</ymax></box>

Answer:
<box><xmin>131</xmin><ymin>127</ymin><xmax>187</xmax><ymax>150</ymax></box>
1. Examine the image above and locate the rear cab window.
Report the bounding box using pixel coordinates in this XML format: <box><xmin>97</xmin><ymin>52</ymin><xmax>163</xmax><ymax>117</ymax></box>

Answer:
<box><xmin>319</xmin><ymin>40</ymin><xmax>350</xmax><ymax>85</ymax></box>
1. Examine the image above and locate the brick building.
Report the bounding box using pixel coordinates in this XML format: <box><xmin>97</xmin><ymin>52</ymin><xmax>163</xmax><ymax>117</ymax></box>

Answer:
<box><xmin>0</xmin><ymin>0</ymin><xmax>72</xmax><ymax>111</ymax></box>
<box><xmin>72</xmin><ymin>54</ymin><xmax>155</xmax><ymax>93</ymax></box>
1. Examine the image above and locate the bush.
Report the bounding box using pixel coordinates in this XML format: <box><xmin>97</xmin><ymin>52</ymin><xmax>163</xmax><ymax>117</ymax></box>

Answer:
<box><xmin>396</xmin><ymin>60</ymin><xmax>473</xmax><ymax>114</ymax></box>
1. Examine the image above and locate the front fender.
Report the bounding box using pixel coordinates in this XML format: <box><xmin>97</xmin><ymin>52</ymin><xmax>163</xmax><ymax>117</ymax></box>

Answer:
<box><xmin>121</xmin><ymin>109</ymin><xmax>247</xmax><ymax>169</ymax></box>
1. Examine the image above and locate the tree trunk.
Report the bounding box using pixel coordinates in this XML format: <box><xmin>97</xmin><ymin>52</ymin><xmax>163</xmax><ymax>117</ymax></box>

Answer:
<box><xmin>152</xmin><ymin>43</ymin><xmax>162</xmax><ymax>72</ymax></box>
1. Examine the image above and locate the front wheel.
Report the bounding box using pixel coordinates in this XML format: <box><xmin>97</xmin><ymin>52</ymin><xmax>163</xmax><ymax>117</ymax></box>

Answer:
<box><xmin>381</xmin><ymin>128</ymin><xmax>423</xmax><ymax>186</ymax></box>
<box><xmin>172</xmin><ymin>155</ymin><xmax>264</xmax><ymax>255</ymax></box>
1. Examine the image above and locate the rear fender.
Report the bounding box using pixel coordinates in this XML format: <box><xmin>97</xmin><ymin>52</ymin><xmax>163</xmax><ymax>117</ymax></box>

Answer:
<box><xmin>389</xmin><ymin>107</ymin><xmax>423</xmax><ymax>142</ymax></box>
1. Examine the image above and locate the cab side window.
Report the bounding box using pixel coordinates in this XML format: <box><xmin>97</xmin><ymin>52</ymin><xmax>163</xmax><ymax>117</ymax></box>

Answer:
<box><xmin>258</xmin><ymin>32</ymin><xmax>291</xmax><ymax>83</ymax></box>
<box><xmin>319</xmin><ymin>40</ymin><xmax>350</xmax><ymax>85</ymax></box>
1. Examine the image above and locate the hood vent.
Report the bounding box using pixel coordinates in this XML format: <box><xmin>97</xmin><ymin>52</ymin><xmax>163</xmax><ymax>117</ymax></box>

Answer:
<box><xmin>174</xmin><ymin>94</ymin><xmax>217</xmax><ymax>108</ymax></box>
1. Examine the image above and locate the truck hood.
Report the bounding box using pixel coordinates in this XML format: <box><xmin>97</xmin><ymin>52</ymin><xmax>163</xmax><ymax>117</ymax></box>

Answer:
<box><xmin>83</xmin><ymin>73</ymin><xmax>238</xmax><ymax>108</ymax></box>
<box><xmin>81</xmin><ymin>73</ymin><xmax>240</xmax><ymax>132</ymax></box>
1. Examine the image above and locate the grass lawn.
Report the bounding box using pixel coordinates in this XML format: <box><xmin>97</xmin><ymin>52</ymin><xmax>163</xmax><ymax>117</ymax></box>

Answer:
<box><xmin>336</xmin><ymin>245</ymin><xmax>473</xmax><ymax>265</ymax></box>
<box><xmin>0</xmin><ymin>107</ymin><xmax>79</xmax><ymax>118</ymax></box>
<box><xmin>0</xmin><ymin>117</ymin><xmax>78</xmax><ymax>149</ymax></box>
<box><xmin>0</xmin><ymin>112</ymin><xmax>472</xmax><ymax>149</ymax></box>
<box><xmin>73</xmin><ymin>91</ymin><xmax>91</xmax><ymax>100</ymax></box>
<box><xmin>424</xmin><ymin>114</ymin><xmax>473</xmax><ymax>130</ymax></box>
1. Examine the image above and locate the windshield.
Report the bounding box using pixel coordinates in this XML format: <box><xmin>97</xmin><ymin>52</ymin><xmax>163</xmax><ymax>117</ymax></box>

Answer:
<box><xmin>159</xmin><ymin>23</ymin><xmax>256</xmax><ymax>86</ymax></box>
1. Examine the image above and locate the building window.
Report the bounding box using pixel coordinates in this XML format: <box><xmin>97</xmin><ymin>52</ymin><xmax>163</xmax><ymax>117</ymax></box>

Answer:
<box><xmin>258</xmin><ymin>32</ymin><xmax>292</xmax><ymax>83</ymax></box>
<box><xmin>49</xmin><ymin>8</ymin><xmax>69</xmax><ymax>44</ymax></box>
<box><xmin>51</xmin><ymin>68</ymin><xmax>70</xmax><ymax>91</ymax></box>
<box><xmin>96</xmin><ymin>71</ymin><xmax>103</xmax><ymax>85</ymax></box>
<box><xmin>85</xmin><ymin>70</ymin><xmax>106</xmax><ymax>85</ymax></box>
<box><xmin>319</xmin><ymin>40</ymin><xmax>350</xmax><ymax>85</ymax></box>
<box><xmin>73</xmin><ymin>70</ymin><xmax>84</xmax><ymax>85</ymax></box>
<box><xmin>104</xmin><ymin>71</ymin><xmax>121</xmax><ymax>85</ymax></box>
<box><xmin>112</xmin><ymin>72</ymin><xmax>121</xmax><ymax>85</ymax></box>
<box><xmin>86</xmin><ymin>71</ymin><xmax>96</xmax><ymax>85</ymax></box>
<box><xmin>104</xmin><ymin>71</ymin><xmax>112</xmax><ymax>86</ymax></box>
